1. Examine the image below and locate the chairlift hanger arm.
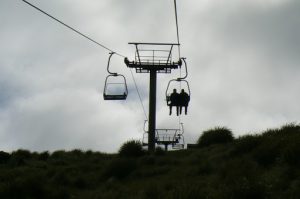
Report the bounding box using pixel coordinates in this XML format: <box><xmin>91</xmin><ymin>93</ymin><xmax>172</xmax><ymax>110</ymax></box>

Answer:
<box><xmin>177</xmin><ymin>57</ymin><xmax>188</xmax><ymax>80</ymax></box>
<box><xmin>107</xmin><ymin>52</ymin><xmax>118</xmax><ymax>76</ymax></box>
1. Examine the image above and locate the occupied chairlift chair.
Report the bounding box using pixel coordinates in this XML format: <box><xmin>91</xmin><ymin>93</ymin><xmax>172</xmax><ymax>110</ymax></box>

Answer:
<box><xmin>103</xmin><ymin>52</ymin><xmax>128</xmax><ymax>100</ymax></box>
<box><xmin>166</xmin><ymin>58</ymin><xmax>190</xmax><ymax>112</ymax></box>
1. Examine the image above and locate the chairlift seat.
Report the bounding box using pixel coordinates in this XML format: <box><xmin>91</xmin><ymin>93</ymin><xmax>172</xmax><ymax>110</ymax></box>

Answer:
<box><xmin>172</xmin><ymin>144</ymin><xmax>184</xmax><ymax>150</ymax></box>
<box><xmin>103</xmin><ymin>93</ymin><xmax>127</xmax><ymax>100</ymax></box>
<box><xmin>103</xmin><ymin>75</ymin><xmax>128</xmax><ymax>101</ymax></box>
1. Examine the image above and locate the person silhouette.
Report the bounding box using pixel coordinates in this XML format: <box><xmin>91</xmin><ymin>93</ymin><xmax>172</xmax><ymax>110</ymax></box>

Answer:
<box><xmin>179</xmin><ymin>89</ymin><xmax>190</xmax><ymax>115</ymax></box>
<box><xmin>168</xmin><ymin>89</ymin><xmax>180</xmax><ymax>116</ymax></box>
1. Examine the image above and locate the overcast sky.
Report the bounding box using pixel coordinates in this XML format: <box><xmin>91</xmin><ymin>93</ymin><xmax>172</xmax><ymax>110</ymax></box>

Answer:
<box><xmin>1</xmin><ymin>0</ymin><xmax>299</xmax><ymax>153</ymax></box>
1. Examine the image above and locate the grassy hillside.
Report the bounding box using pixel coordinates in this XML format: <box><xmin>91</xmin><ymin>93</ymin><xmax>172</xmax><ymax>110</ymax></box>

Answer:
<box><xmin>1</xmin><ymin>124</ymin><xmax>300</xmax><ymax>199</ymax></box>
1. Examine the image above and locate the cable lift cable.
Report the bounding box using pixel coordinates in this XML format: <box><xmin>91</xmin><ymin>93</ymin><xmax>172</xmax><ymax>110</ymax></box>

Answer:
<box><xmin>173</xmin><ymin>0</ymin><xmax>181</xmax><ymax>58</ymax></box>
<box><xmin>129</xmin><ymin>69</ymin><xmax>148</xmax><ymax>120</ymax></box>
<box><xmin>21</xmin><ymin>0</ymin><xmax>126</xmax><ymax>58</ymax></box>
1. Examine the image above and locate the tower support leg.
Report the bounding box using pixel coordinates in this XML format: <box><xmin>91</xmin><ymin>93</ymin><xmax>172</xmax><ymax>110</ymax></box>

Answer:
<box><xmin>148</xmin><ymin>70</ymin><xmax>157</xmax><ymax>152</ymax></box>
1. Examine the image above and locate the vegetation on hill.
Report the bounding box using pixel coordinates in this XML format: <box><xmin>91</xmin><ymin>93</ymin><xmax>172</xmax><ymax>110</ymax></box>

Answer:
<box><xmin>197</xmin><ymin>126</ymin><xmax>234</xmax><ymax>147</ymax></box>
<box><xmin>1</xmin><ymin>123</ymin><xmax>300</xmax><ymax>199</ymax></box>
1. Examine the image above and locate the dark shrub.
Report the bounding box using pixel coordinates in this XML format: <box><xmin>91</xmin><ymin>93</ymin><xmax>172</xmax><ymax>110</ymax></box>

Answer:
<box><xmin>70</xmin><ymin>149</ymin><xmax>84</xmax><ymax>157</ymax></box>
<box><xmin>38</xmin><ymin>151</ymin><xmax>50</xmax><ymax>161</ymax></box>
<box><xmin>10</xmin><ymin>149</ymin><xmax>32</xmax><ymax>166</ymax></box>
<box><xmin>0</xmin><ymin>151</ymin><xmax>10</xmax><ymax>164</ymax></box>
<box><xmin>197</xmin><ymin>127</ymin><xmax>234</xmax><ymax>147</ymax></box>
<box><xmin>104</xmin><ymin>159</ymin><xmax>137</xmax><ymax>179</ymax></box>
<box><xmin>52</xmin><ymin>171</ymin><xmax>71</xmax><ymax>186</ymax></box>
<box><xmin>51</xmin><ymin>188</ymin><xmax>71</xmax><ymax>199</ymax></box>
<box><xmin>85</xmin><ymin>150</ymin><xmax>93</xmax><ymax>156</ymax></box>
<box><xmin>11</xmin><ymin>149</ymin><xmax>32</xmax><ymax>159</ymax></box>
<box><xmin>139</xmin><ymin>155</ymin><xmax>156</xmax><ymax>165</ymax></box>
<box><xmin>252</xmin><ymin>141</ymin><xmax>280</xmax><ymax>167</ymax></box>
<box><xmin>142</xmin><ymin>183</ymin><xmax>162</xmax><ymax>199</ymax></box>
<box><xmin>282</xmin><ymin>142</ymin><xmax>300</xmax><ymax>166</ymax></box>
<box><xmin>73</xmin><ymin>176</ymin><xmax>88</xmax><ymax>189</ymax></box>
<box><xmin>224</xmin><ymin>177</ymin><xmax>266</xmax><ymax>199</ymax></box>
<box><xmin>51</xmin><ymin>150</ymin><xmax>67</xmax><ymax>159</ymax></box>
<box><xmin>155</xmin><ymin>147</ymin><xmax>165</xmax><ymax>156</ymax></box>
<box><xmin>119</xmin><ymin>140</ymin><xmax>145</xmax><ymax>157</ymax></box>
<box><xmin>279</xmin><ymin>123</ymin><xmax>300</xmax><ymax>134</ymax></box>
<box><xmin>231</xmin><ymin>135</ymin><xmax>261</xmax><ymax>155</ymax></box>
<box><xmin>263</xmin><ymin>123</ymin><xmax>300</xmax><ymax>137</ymax></box>
<box><xmin>0</xmin><ymin>172</ymin><xmax>47</xmax><ymax>199</ymax></box>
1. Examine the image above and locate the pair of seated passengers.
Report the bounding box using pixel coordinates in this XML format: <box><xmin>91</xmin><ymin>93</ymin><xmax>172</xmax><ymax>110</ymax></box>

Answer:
<box><xmin>167</xmin><ymin>89</ymin><xmax>190</xmax><ymax>116</ymax></box>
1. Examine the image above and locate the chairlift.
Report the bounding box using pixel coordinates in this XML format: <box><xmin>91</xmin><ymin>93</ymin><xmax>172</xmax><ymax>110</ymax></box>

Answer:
<box><xmin>103</xmin><ymin>52</ymin><xmax>128</xmax><ymax>100</ymax></box>
<box><xmin>166</xmin><ymin>79</ymin><xmax>190</xmax><ymax>104</ymax></box>
<box><xmin>165</xmin><ymin>58</ymin><xmax>190</xmax><ymax>113</ymax></box>
<box><xmin>142</xmin><ymin>120</ymin><xmax>185</xmax><ymax>150</ymax></box>
<box><xmin>172</xmin><ymin>123</ymin><xmax>185</xmax><ymax>149</ymax></box>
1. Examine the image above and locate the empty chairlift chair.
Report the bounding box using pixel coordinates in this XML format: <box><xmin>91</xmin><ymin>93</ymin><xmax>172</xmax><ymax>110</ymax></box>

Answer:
<box><xmin>103</xmin><ymin>52</ymin><xmax>128</xmax><ymax>100</ymax></box>
<box><xmin>142</xmin><ymin>120</ymin><xmax>185</xmax><ymax>150</ymax></box>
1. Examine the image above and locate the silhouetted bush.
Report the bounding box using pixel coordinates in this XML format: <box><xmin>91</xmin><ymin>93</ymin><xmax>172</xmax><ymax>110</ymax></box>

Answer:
<box><xmin>119</xmin><ymin>140</ymin><xmax>145</xmax><ymax>157</ymax></box>
<box><xmin>52</xmin><ymin>171</ymin><xmax>71</xmax><ymax>186</ymax></box>
<box><xmin>282</xmin><ymin>141</ymin><xmax>300</xmax><ymax>166</ymax></box>
<box><xmin>139</xmin><ymin>155</ymin><xmax>156</xmax><ymax>166</ymax></box>
<box><xmin>280</xmin><ymin>123</ymin><xmax>300</xmax><ymax>132</ymax></box>
<box><xmin>263</xmin><ymin>123</ymin><xmax>300</xmax><ymax>137</ymax></box>
<box><xmin>70</xmin><ymin>149</ymin><xmax>84</xmax><ymax>157</ymax></box>
<box><xmin>51</xmin><ymin>150</ymin><xmax>67</xmax><ymax>159</ymax></box>
<box><xmin>142</xmin><ymin>183</ymin><xmax>162</xmax><ymax>199</ymax></box>
<box><xmin>155</xmin><ymin>147</ymin><xmax>165</xmax><ymax>156</ymax></box>
<box><xmin>250</xmin><ymin>123</ymin><xmax>300</xmax><ymax>167</ymax></box>
<box><xmin>197</xmin><ymin>127</ymin><xmax>234</xmax><ymax>147</ymax></box>
<box><xmin>73</xmin><ymin>176</ymin><xmax>88</xmax><ymax>189</ymax></box>
<box><xmin>9</xmin><ymin>149</ymin><xmax>32</xmax><ymax>166</ymax></box>
<box><xmin>11</xmin><ymin>149</ymin><xmax>32</xmax><ymax>159</ymax></box>
<box><xmin>224</xmin><ymin>177</ymin><xmax>266</xmax><ymax>199</ymax></box>
<box><xmin>38</xmin><ymin>151</ymin><xmax>50</xmax><ymax>161</ymax></box>
<box><xmin>252</xmin><ymin>141</ymin><xmax>280</xmax><ymax>167</ymax></box>
<box><xmin>197</xmin><ymin>160</ymin><xmax>213</xmax><ymax>175</ymax></box>
<box><xmin>104</xmin><ymin>159</ymin><xmax>137</xmax><ymax>179</ymax></box>
<box><xmin>51</xmin><ymin>187</ymin><xmax>71</xmax><ymax>199</ymax></box>
<box><xmin>231</xmin><ymin>135</ymin><xmax>261</xmax><ymax>155</ymax></box>
<box><xmin>0</xmin><ymin>151</ymin><xmax>10</xmax><ymax>164</ymax></box>
<box><xmin>0</xmin><ymin>172</ymin><xmax>47</xmax><ymax>199</ymax></box>
<box><xmin>166</xmin><ymin>182</ymin><xmax>210</xmax><ymax>199</ymax></box>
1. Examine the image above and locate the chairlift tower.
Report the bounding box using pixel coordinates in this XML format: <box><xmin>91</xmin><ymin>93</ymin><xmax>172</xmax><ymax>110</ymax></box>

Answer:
<box><xmin>125</xmin><ymin>42</ymin><xmax>182</xmax><ymax>152</ymax></box>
